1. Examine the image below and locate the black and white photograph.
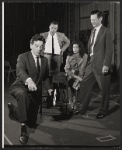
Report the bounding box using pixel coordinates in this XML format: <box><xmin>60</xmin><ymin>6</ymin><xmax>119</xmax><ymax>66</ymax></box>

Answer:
<box><xmin>2</xmin><ymin>1</ymin><xmax>120</xmax><ymax>148</ymax></box>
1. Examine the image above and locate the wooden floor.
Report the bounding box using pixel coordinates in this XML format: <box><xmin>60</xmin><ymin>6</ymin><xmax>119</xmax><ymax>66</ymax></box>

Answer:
<box><xmin>3</xmin><ymin>77</ymin><xmax>120</xmax><ymax>148</ymax></box>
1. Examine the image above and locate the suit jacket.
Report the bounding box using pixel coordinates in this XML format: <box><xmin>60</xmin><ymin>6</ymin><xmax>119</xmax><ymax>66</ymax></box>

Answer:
<box><xmin>88</xmin><ymin>25</ymin><xmax>113</xmax><ymax>74</ymax></box>
<box><xmin>40</xmin><ymin>32</ymin><xmax>70</xmax><ymax>52</ymax></box>
<box><xmin>10</xmin><ymin>51</ymin><xmax>51</xmax><ymax>92</ymax></box>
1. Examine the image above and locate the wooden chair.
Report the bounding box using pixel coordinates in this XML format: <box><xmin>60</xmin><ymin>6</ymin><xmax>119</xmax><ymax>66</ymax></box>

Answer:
<box><xmin>39</xmin><ymin>81</ymin><xmax>53</xmax><ymax>117</ymax></box>
<box><xmin>4</xmin><ymin>60</ymin><xmax>16</xmax><ymax>83</ymax></box>
<box><xmin>52</xmin><ymin>72</ymin><xmax>69</xmax><ymax>114</ymax></box>
<box><xmin>39</xmin><ymin>73</ymin><xmax>69</xmax><ymax>117</ymax></box>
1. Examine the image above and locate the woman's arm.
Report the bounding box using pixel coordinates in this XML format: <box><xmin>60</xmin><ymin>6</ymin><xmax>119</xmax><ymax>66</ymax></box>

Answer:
<box><xmin>64</xmin><ymin>56</ymin><xmax>74</xmax><ymax>77</ymax></box>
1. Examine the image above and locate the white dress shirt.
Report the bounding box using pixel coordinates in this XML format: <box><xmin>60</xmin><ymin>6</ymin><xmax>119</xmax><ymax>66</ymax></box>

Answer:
<box><xmin>31</xmin><ymin>51</ymin><xmax>41</xmax><ymax>67</ymax></box>
<box><xmin>90</xmin><ymin>24</ymin><xmax>102</xmax><ymax>56</ymax></box>
<box><xmin>44</xmin><ymin>32</ymin><xmax>61</xmax><ymax>55</ymax></box>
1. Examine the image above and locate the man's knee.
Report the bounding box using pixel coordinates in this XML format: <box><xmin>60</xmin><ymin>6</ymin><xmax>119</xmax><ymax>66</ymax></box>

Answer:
<box><xmin>10</xmin><ymin>88</ymin><xmax>27</xmax><ymax>100</ymax></box>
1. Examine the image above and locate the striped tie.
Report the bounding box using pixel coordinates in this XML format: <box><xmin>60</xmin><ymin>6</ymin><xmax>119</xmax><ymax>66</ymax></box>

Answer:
<box><xmin>90</xmin><ymin>28</ymin><xmax>96</xmax><ymax>55</ymax></box>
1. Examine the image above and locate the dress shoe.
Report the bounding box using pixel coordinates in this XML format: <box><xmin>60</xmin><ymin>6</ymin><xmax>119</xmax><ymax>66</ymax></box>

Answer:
<box><xmin>96</xmin><ymin>113</ymin><xmax>106</xmax><ymax>119</ymax></box>
<box><xmin>19</xmin><ymin>125</ymin><xmax>28</xmax><ymax>144</ymax></box>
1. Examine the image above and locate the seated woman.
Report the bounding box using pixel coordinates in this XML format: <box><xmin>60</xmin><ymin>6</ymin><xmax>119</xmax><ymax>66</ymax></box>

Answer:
<box><xmin>64</xmin><ymin>41</ymin><xmax>88</xmax><ymax>109</ymax></box>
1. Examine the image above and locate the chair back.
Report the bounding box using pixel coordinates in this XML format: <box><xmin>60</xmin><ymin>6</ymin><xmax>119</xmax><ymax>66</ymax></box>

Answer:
<box><xmin>4</xmin><ymin>60</ymin><xmax>12</xmax><ymax>71</ymax></box>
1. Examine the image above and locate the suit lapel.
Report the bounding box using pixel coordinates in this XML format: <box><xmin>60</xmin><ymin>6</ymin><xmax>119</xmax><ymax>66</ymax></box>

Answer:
<box><xmin>88</xmin><ymin>29</ymin><xmax>93</xmax><ymax>55</ymax></box>
<box><xmin>40</xmin><ymin>56</ymin><xmax>44</xmax><ymax>78</ymax></box>
<box><xmin>44</xmin><ymin>32</ymin><xmax>49</xmax><ymax>42</ymax></box>
<box><xmin>28</xmin><ymin>52</ymin><xmax>37</xmax><ymax>74</ymax></box>
<box><xmin>94</xmin><ymin>25</ymin><xmax>104</xmax><ymax>46</ymax></box>
<box><xmin>56</xmin><ymin>32</ymin><xmax>59</xmax><ymax>42</ymax></box>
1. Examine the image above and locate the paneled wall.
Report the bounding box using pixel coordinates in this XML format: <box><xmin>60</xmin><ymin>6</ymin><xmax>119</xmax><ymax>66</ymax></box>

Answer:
<box><xmin>80</xmin><ymin>2</ymin><xmax>110</xmax><ymax>30</ymax></box>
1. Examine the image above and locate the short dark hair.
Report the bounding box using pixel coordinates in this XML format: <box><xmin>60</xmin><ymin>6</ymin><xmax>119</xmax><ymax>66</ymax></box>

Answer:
<box><xmin>49</xmin><ymin>21</ymin><xmax>59</xmax><ymax>26</ymax></box>
<box><xmin>91</xmin><ymin>10</ymin><xmax>103</xmax><ymax>18</ymax></box>
<box><xmin>30</xmin><ymin>34</ymin><xmax>45</xmax><ymax>44</ymax></box>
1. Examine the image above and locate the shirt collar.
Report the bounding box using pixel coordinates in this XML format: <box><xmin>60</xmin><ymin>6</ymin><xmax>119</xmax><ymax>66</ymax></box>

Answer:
<box><xmin>94</xmin><ymin>24</ymin><xmax>102</xmax><ymax>31</ymax></box>
<box><xmin>31</xmin><ymin>50</ymin><xmax>39</xmax><ymax>58</ymax></box>
<box><xmin>49</xmin><ymin>32</ymin><xmax>57</xmax><ymax>37</ymax></box>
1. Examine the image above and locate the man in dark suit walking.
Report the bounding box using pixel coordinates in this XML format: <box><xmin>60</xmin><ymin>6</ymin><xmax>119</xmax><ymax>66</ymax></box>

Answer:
<box><xmin>74</xmin><ymin>10</ymin><xmax>113</xmax><ymax>119</ymax></box>
<box><xmin>8</xmin><ymin>34</ymin><xmax>53</xmax><ymax>144</ymax></box>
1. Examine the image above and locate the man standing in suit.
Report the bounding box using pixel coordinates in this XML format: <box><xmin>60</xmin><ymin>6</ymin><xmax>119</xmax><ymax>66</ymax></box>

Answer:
<box><xmin>40</xmin><ymin>21</ymin><xmax>70</xmax><ymax>75</ymax></box>
<box><xmin>8</xmin><ymin>34</ymin><xmax>53</xmax><ymax>144</ymax></box>
<box><xmin>74</xmin><ymin>10</ymin><xmax>113</xmax><ymax>119</ymax></box>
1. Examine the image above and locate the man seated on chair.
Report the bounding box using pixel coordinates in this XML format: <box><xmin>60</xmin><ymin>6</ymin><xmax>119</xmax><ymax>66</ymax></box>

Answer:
<box><xmin>40</xmin><ymin>21</ymin><xmax>70</xmax><ymax>75</ymax></box>
<box><xmin>8</xmin><ymin>34</ymin><xmax>53</xmax><ymax>145</ymax></box>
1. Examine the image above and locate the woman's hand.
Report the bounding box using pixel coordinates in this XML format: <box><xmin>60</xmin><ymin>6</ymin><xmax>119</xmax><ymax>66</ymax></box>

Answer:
<box><xmin>48</xmin><ymin>89</ymin><xmax>53</xmax><ymax>96</ymax></box>
<box><xmin>72</xmin><ymin>80</ymin><xmax>80</xmax><ymax>90</ymax></box>
<box><xmin>73</xmin><ymin>75</ymin><xmax>82</xmax><ymax>81</ymax></box>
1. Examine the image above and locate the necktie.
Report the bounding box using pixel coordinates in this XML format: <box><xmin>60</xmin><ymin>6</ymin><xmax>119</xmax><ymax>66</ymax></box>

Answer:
<box><xmin>36</xmin><ymin>56</ymin><xmax>40</xmax><ymax>75</ymax></box>
<box><xmin>89</xmin><ymin>29</ymin><xmax>96</xmax><ymax>54</ymax></box>
<box><xmin>52</xmin><ymin>35</ymin><xmax>54</xmax><ymax>56</ymax></box>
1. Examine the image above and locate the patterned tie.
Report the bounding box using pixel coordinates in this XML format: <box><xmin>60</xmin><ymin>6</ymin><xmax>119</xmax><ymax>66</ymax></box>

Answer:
<box><xmin>89</xmin><ymin>28</ymin><xmax>96</xmax><ymax>55</ymax></box>
<box><xmin>52</xmin><ymin>35</ymin><xmax>54</xmax><ymax>56</ymax></box>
